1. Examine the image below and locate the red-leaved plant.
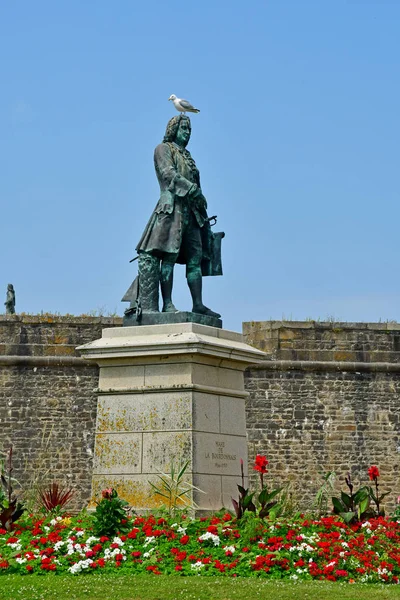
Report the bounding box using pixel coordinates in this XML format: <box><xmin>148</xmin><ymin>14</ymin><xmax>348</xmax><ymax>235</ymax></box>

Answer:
<box><xmin>38</xmin><ymin>482</ymin><xmax>75</xmax><ymax>513</ymax></box>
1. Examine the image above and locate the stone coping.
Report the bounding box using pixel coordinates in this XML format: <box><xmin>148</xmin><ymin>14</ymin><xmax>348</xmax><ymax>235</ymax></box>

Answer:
<box><xmin>78</xmin><ymin>323</ymin><xmax>267</xmax><ymax>364</ymax></box>
<box><xmin>247</xmin><ymin>359</ymin><xmax>400</xmax><ymax>373</ymax></box>
<box><xmin>0</xmin><ymin>314</ymin><xmax>123</xmax><ymax>325</ymax></box>
<box><xmin>243</xmin><ymin>320</ymin><xmax>400</xmax><ymax>331</ymax></box>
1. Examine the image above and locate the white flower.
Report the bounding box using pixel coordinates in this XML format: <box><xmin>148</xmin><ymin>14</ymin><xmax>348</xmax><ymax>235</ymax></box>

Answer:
<box><xmin>341</xmin><ymin>542</ymin><xmax>349</xmax><ymax>548</ymax></box>
<box><xmin>326</xmin><ymin>561</ymin><xmax>336</xmax><ymax>568</ymax></box>
<box><xmin>50</xmin><ymin>517</ymin><xmax>62</xmax><ymax>526</ymax></box>
<box><xmin>68</xmin><ymin>558</ymin><xmax>93</xmax><ymax>574</ymax></box>
<box><xmin>191</xmin><ymin>561</ymin><xmax>205</xmax><ymax>570</ymax></box>
<box><xmin>112</xmin><ymin>536</ymin><xmax>124</xmax><ymax>546</ymax></box>
<box><xmin>143</xmin><ymin>547</ymin><xmax>156</xmax><ymax>559</ymax></box>
<box><xmin>53</xmin><ymin>541</ymin><xmax>65</xmax><ymax>551</ymax></box>
<box><xmin>85</xmin><ymin>536</ymin><xmax>99</xmax><ymax>546</ymax></box>
<box><xmin>8</xmin><ymin>543</ymin><xmax>22</xmax><ymax>551</ymax></box>
<box><xmin>223</xmin><ymin>545</ymin><xmax>236</xmax><ymax>554</ymax></box>
<box><xmin>16</xmin><ymin>558</ymin><xmax>27</xmax><ymax>564</ymax></box>
<box><xmin>290</xmin><ymin>574</ymin><xmax>299</xmax><ymax>580</ymax></box>
<box><xmin>198</xmin><ymin>531</ymin><xmax>220</xmax><ymax>546</ymax></box>
<box><xmin>75</xmin><ymin>530</ymin><xmax>84</xmax><ymax>537</ymax></box>
<box><xmin>177</xmin><ymin>526</ymin><xmax>187</xmax><ymax>534</ymax></box>
<box><xmin>143</xmin><ymin>536</ymin><xmax>155</xmax><ymax>547</ymax></box>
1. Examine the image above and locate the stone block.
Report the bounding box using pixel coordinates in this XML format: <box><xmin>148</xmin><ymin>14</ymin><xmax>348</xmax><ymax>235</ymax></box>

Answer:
<box><xmin>97</xmin><ymin>392</ymin><xmax>192</xmax><ymax>432</ymax></box>
<box><xmin>192</xmin><ymin>392</ymin><xmax>220</xmax><ymax>433</ymax></box>
<box><xmin>142</xmin><ymin>431</ymin><xmax>193</xmax><ymax>473</ymax></box>
<box><xmin>220</xmin><ymin>396</ymin><xmax>246</xmax><ymax>435</ymax></box>
<box><xmin>99</xmin><ymin>365</ymin><xmax>145</xmax><ymax>391</ymax></box>
<box><xmin>93</xmin><ymin>433</ymin><xmax>141</xmax><ymax>474</ymax></box>
<box><xmin>144</xmin><ymin>362</ymin><xmax>192</xmax><ymax>387</ymax></box>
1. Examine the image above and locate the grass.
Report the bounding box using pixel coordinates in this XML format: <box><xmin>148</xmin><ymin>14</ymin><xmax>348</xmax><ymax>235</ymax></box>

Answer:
<box><xmin>0</xmin><ymin>575</ymin><xmax>400</xmax><ymax>600</ymax></box>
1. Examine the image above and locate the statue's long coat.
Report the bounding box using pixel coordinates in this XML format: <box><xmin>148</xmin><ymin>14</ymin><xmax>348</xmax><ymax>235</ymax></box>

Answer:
<box><xmin>136</xmin><ymin>142</ymin><xmax>209</xmax><ymax>264</ymax></box>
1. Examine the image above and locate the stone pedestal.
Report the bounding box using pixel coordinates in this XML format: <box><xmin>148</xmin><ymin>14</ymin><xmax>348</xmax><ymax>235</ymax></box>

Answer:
<box><xmin>78</xmin><ymin>323</ymin><xmax>266</xmax><ymax>512</ymax></box>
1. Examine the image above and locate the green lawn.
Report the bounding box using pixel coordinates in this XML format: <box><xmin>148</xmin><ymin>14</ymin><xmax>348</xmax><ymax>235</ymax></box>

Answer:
<box><xmin>1</xmin><ymin>575</ymin><xmax>400</xmax><ymax>600</ymax></box>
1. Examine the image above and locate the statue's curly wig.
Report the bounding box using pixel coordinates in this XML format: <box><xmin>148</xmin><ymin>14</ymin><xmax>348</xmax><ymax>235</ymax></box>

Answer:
<box><xmin>163</xmin><ymin>114</ymin><xmax>191</xmax><ymax>143</ymax></box>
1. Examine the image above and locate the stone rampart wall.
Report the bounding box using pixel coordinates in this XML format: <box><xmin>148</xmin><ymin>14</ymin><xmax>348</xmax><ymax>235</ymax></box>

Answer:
<box><xmin>0</xmin><ymin>315</ymin><xmax>122</xmax><ymax>510</ymax></box>
<box><xmin>243</xmin><ymin>321</ymin><xmax>400</xmax><ymax>511</ymax></box>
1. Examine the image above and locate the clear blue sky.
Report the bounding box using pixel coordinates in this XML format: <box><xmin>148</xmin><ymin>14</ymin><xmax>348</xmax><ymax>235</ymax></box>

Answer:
<box><xmin>1</xmin><ymin>1</ymin><xmax>399</xmax><ymax>331</ymax></box>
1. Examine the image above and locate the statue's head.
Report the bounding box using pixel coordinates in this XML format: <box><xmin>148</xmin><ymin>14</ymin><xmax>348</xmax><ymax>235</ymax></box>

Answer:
<box><xmin>7</xmin><ymin>284</ymin><xmax>13</xmax><ymax>291</ymax></box>
<box><xmin>163</xmin><ymin>115</ymin><xmax>191</xmax><ymax>147</ymax></box>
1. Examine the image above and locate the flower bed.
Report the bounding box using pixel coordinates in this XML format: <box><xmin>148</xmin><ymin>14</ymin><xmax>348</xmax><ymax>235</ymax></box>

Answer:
<box><xmin>1</xmin><ymin>512</ymin><xmax>400</xmax><ymax>583</ymax></box>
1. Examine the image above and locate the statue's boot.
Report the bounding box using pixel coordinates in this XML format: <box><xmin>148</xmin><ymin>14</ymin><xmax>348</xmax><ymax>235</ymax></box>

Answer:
<box><xmin>193</xmin><ymin>306</ymin><xmax>221</xmax><ymax>319</ymax></box>
<box><xmin>161</xmin><ymin>260</ymin><xmax>179</xmax><ymax>313</ymax></box>
<box><xmin>188</xmin><ymin>275</ymin><xmax>221</xmax><ymax>319</ymax></box>
<box><xmin>138</xmin><ymin>253</ymin><xmax>160</xmax><ymax>312</ymax></box>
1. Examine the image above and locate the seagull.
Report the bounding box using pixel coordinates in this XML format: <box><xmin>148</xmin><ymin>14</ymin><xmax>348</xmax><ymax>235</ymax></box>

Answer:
<box><xmin>168</xmin><ymin>94</ymin><xmax>200</xmax><ymax>114</ymax></box>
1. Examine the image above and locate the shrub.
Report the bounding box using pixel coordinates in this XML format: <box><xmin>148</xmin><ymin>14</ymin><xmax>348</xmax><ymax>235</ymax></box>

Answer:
<box><xmin>92</xmin><ymin>488</ymin><xmax>129</xmax><ymax>537</ymax></box>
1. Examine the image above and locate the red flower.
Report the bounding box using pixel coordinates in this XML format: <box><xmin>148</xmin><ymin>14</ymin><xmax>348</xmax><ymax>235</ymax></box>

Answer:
<box><xmin>115</xmin><ymin>553</ymin><xmax>124</xmax><ymax>561</ymax></box>
<box><xmin>180</xmin><ymin>535</ymin><xmax>189</xmax><ymax>545</ymax></box>
<box><xmin>127</xmin><ymin>529</ymin><xmax>139</xmax><ymax>539</ymax></box>
<box><xmin>368</xmin><ymin>465</ymin><xmax>380</xmax><ymax>481</ymax></box>
<box><xmin>253</xmin><ymin>454</ymin><xmax>268</xmax><ymax>473</ymax></box>
<box><xmin>26</xmin><ymin>565</ymin><xmax>33</xmax><ymax>572</ymax></box>
<box><xmin>131</xmin><ymin>551</ymin><xmax>141</xmax><ymax>558</ymax></box>
<box><xmin>175</xmin><ymin>565</ymin><xmax>183</xmax><ymax>571</ymax></box>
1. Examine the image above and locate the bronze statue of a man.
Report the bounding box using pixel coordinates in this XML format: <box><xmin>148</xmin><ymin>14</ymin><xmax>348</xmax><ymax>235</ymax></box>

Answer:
<box><xmin>135</xmin><ymin>115</ymin><xmax>221</xmax><ymax>318</ymax></box>
<box><xmin>5</xmin><ymin>284</ymin><xmax>15</xmax><ymax>314</ymax></box>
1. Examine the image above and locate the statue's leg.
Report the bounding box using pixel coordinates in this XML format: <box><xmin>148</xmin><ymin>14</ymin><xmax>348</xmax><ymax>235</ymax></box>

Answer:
<box><xmin>185</xmin><ymin>222</ymin><xmax>221</xmax><ymax>319</ymax></box>
<box><xmin>138</xmin><ymin>252</ymin><xmax>160</xmax><ymax>313</ymax></box>
<box><xmin>160</xmin><ymin>253</ymin><xmax>179</xmax><ymax>313</ymax></box>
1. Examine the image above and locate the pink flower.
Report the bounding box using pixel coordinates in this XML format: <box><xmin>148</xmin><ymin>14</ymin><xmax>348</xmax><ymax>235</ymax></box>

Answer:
<box><xmin>102</xmin><ymin>488</ymin><xmax>113</xmax><ymax>499</ymax></box>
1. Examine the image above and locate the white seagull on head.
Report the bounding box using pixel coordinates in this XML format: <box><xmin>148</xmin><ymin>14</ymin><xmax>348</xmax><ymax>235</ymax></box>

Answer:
<box><xmin>168</xmin><ymin>94</ymin><xmax>200</xmax><ymax>114</ymax></box>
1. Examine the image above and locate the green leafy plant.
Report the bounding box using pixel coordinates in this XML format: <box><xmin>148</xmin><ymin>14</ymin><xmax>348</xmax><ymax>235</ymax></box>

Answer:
<box><xmin>366</xmin><ymin>465</ymin><xmax>390</xmax><ymax>516</ymax></box>
<box><xmin>232</xmin><ymin>455</ymin><xmax>284</xmax><ymax>520</ymax></box>
<box><xmin>37</xmin><ymin>482</ymin><xmax>75</xmax><ymax>514</ymax></box>
<box><xmin>332</xmin><ymin>467</ymin><xmax>390</xmax><ymax>524</ymax></box>
<box><xmin>149</xmin><ymin>460</ymin><xmax>203</xmax><ymax>516</ymax></box>
<box><xmin>0</xmin><ymin>446</ymin><xmax>25</xmax><ymax>530</ymax></box>
<box><xmin>392</xmin><ymin>496</ymin><xmax>400</xmax><ymax>521</ymax></box>
<box><xmin>313</xmin><ymin>471</ymin><xmax>336</xmax><ymax>517</ymax></box>
<box><xmin>92</xmin><ymin>488</ymin><xmax>129</xmax><ymax>537</ymax></box>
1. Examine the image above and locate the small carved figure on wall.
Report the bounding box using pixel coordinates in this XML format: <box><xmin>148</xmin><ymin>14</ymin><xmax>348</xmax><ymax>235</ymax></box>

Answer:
<box><xmin>5</xmin><ymin>284</ymin><xmax>15</xmax><ymax>314</ymax></box>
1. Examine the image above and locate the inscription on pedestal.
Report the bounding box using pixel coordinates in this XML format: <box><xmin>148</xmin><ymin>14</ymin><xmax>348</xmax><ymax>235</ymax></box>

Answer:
<box><xmin>196</xmin><ymin>435</ymin><xmax>245</xmax><ymax>475</ymax></box>
<box><xmin>205</xmin><ymin>440</ymin><xmax>237</xmax><ymax>469</ymax></box>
